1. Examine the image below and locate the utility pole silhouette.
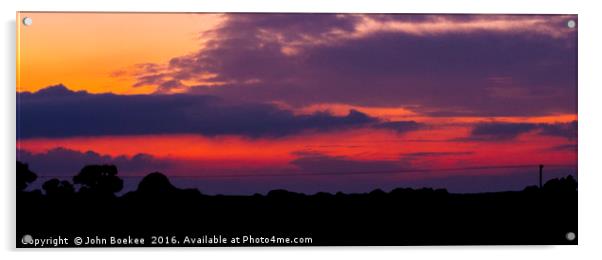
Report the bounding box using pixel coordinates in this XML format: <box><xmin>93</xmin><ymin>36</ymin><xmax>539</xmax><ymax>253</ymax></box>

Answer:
<box><xmin>539</xmin><ymin>164</ymin><xmax>544</xmax><ymax>188</ymax></box>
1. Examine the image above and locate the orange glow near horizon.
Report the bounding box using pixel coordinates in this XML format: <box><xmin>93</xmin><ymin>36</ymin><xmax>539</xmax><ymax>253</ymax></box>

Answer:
<box><xmin>17</xmin><ymin>12</ymin><xmax>225</xmax><ymax>94</ymax></box>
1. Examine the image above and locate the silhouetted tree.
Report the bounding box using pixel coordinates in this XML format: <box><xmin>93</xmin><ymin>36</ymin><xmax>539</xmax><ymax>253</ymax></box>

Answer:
<box><xmin>42</xmin><ymin>178</ymin><xmax>75</xmax><ymax>197</ymax></box>
<box><xmin>543</xmin><ymin>175</ymin><xmax>577</xmax><ymax>193</ymax></box>
<box><xmin>391</xmin><ymin>187</ymin><xmax>413</xmax><ymax>195</ymax></box>
<box><xmin>522</xmin><ymin>185</ymin><xmax>540</xmax><ymax>193</ymax></box>
<box><xmin>73</xmin><ymin>164</ymin><xmax>123</xmax><ymax>196</ymax></box>
<box><xmin>267</xmin><ymin>189</ymin><xmax>303</xmax><ymax>198</ymax></box>
<box><xmin>126</xmin><ymin>172</ymin><xmax>203</xmax><ymax>208</ymax></box>
<box><xmin>313</xmin><ymin>192</ymin><xmax>333</xmax><ymax>199</ymax></box>
<box><xmin>369</xmin><ymin>188</ymin><xmax>386</xmax><ymax>196</ymax></box>
<box><xmin>17</xmin><ymin>161</ymin><xmax>37</xmax><ymax>191</ymax></box>
<box><xmin>137</xmin><ymin>172</ymin><xmax>177</xmax><ymax>194</ymax></box>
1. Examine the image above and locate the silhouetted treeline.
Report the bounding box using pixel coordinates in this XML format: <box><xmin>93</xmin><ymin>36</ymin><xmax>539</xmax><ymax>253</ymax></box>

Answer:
<box><xmin>17</xmin><ymin>161</ymin><xmax>577</xmax><ymax>246</ymax></box>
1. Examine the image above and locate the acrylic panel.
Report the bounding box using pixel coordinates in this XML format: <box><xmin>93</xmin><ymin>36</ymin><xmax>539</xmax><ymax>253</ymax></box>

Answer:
<box><xmin>16</xmin><ymin>12</ymin><xmax>578</xmax><ymax>247</ymax></box>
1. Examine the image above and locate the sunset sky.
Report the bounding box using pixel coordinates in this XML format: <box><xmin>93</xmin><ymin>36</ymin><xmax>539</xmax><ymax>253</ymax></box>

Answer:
<box><xmin>16</xmin><ymin>13</ymin><xmax>577</xmax><ymax>194</ymax></box>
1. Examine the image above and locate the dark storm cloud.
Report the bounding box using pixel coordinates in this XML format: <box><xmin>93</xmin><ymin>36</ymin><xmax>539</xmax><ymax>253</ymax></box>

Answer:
<box><xmin>135</xmin><ymin>14</ymin><xmax>576</xmax><ymax>117</ymax></box>
<box><xmin>466</xmin><ymin>121</ymin><xmax>577</xmax><ymax>141</ymax></box>
<box><xmin>17</xmin><ymin>148</ymin><xmax>169</xmax><ymax>177</ymax></box>
<box><xmin>17</xmin><ymin>85</ymin><xmax>422</xmax><ymax>139</ymax></box>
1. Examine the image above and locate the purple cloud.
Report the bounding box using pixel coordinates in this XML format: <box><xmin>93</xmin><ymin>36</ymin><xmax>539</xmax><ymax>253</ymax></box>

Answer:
<box><xmin>17</xmin><ymin>85</ymin><xmax>424</xmax><ymax>139</ymax></box>
<box><xmin>131</xmin><ymin>14</ymin><xmax>576</xmax><ymax>117</ymax></box>
<box><xmin>466</xmin><ymin>121</ymin><xmax>577</xmax><ymax>141</ymax></box>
